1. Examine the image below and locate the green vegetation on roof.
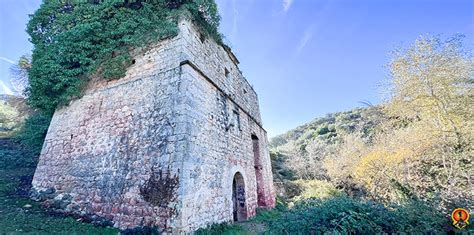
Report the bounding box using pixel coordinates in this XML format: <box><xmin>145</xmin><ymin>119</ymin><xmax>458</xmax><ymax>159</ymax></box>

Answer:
<box><xmin>27</xmin><ymin>0</ymin><xmax>222</xmax><ymax>114</ymax></box>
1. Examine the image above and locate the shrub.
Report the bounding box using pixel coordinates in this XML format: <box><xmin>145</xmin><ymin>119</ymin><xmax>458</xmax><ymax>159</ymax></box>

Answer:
<box><xmin>253</xmin><ymin>196</ymin><xmax>288</xmax><ymax>222</ymax></box>
<box><xmin>121</xmin><ymin>226</ymin><xmax>160</xmax><ymax>235</ymax></box>
<box><xmin>391</xmin><ymin>200</ymin><xmax>446</xmax><ymax>233</ymax></box>
<box><xmin>267</xmin><ymin>196</ymin><xmax>445</xmax><ymax>234</ymax></box>
<box><xmin>316</xmin><ymin>125</ymin><xmax>329</xmax><ymax>135</ymax></box>
<box><xmin>292</xmin><ymin>180</ymin><xmax>342</xmax><ymax>201</ymax></box>
<box><xmin>16</xmin><ymin>113</ymin><xmax>51</xmax><ymax>155</ymax></box>
<box><xmin>194</xmin><ymin>222</ymin><xmax>244</xmax><ymax>235</ymax></box>
<box><xmin>27</xmin><ymin>0</ymin><xmax>223</xmax><ymax>114</ymax></box>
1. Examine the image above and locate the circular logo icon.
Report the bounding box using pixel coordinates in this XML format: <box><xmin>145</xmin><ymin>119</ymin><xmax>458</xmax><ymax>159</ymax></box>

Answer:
<box><xmin>451</xmin><ymin>208</ymin><xmax>470</xmax><ymax>229</ymax></box>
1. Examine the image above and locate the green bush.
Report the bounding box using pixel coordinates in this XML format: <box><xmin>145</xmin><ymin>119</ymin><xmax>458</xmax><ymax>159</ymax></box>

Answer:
<box><xmin>27</xmin><ymin>0</ymin><xmax>222</xmax><ymax>114</ymax></box>
<box><xmin>121</xmin><ymin>226</ymin><xmax>160</xmax><ymax>235</ymax></box>
<box><xmin>270</xmin><ymin>150</ymin><xmax>296</xmax><ymax>181</ymax></box>
<box><xmin>292</xmin><ymin>180</ymin><xmax>342</xmax><ymax>201</ymax></box>
<box><xmin>253</xmin><ymin>196</ymin><xmax>288</xmax><ymax>222</ymax></box>
<box><xmin>316</xmin><ymin>125</ymin><xmax>330</xmax><ymax>135</ymax></box>
<box><xmin>16</xmin><ymin>113</ymin><xmax>51</xmax><ymax>155</ymax></box>
<box><xmin>194</xmin><ymin>222</ymin><xmax>244</xmax><ymax>235</ymax></box>
<box><xmin>267</xmin><ymin>196</ymin><xmax>445</xmax><ymax>234</ymax></box>
<box><xmin>391</xmin><ymin>200</ymin><xmax>446</xmax><ymax>233</ymax></box>
<box><xmin>0</xmin><ymin>139</ymin><xmax>37</xmax><ymax>168</ymax></box>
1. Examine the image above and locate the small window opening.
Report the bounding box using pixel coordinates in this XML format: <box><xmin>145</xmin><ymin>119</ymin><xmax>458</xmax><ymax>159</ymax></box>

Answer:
<box><xmin>225</xmin><ymin>68</ymin><xmax>230</xmax><ymax>79</ymax></box>
<box><xmin>199</xmin><ymin>33</ymin><xmax>206</xmax><ymax>43</ymax></box>
<box><xmin>233</xmin><ymin>110</ymin><xmax>241</xmax><ymax>131</ymax></box>
<box><xmin>243</xmin><ymin>89</ymin><xmax>247</xmax><ymax>94</ymax></box>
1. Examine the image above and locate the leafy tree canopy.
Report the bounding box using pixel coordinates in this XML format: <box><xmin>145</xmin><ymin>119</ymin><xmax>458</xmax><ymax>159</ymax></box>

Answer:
<box><xmin>27</xmin><ymin>0</ymin><xmax>222</xmax><ymax>114</ymax></box>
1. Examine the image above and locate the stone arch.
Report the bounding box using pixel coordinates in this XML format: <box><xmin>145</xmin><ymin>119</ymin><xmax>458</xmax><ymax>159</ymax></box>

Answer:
<box><xmin>232</xmin><ymin>172</ymin><xmax>247</xmax><ymax>221</ymax></box>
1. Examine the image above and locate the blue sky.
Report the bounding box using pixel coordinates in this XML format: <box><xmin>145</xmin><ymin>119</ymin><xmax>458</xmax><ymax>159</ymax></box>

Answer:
<box><xmin>1</xmin><ymin>0</ymin><xmax>473</xmax><ymax>137</ymax></box>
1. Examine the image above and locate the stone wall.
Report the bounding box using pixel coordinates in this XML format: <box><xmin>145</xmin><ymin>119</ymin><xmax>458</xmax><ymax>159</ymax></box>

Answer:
<box><xmin>176</xmin><ymin>63</ymin><xmax>275</xmax><ymax>231</ymax></box>
<box><xmin>31</xmin><ymin>18</ymin><xmax>275</xmax><ymax>233</ymax></box>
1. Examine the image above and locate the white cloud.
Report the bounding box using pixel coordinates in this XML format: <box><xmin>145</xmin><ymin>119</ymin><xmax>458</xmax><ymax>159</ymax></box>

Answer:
<box><xmin>0</xmin><ymin>81</ymin><xmax>14</xmax><ymax>95</ymax></box>
<box><xmin>296</xmin><ymin>27</ymin><xmax>313</xmax><ymax>54</ymax></box>
<box><xmin>294</xmin><ymin>1</ymin><xmax>334</xmax><ymax>55</ymax></box>
<box><xmin>283</xmin><ymin>0</ymin><xmax>293</xmax><ymax>12</ymax></box>
<box><xmin>0</xmin><ymin>56</ymin><xmax>15</xmax><ymax>64</ymax></box>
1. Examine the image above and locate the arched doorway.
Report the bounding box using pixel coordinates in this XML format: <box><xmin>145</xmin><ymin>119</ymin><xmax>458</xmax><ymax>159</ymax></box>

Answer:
<box><xmin>251</xmin><ymin>134</ymin><xmax>266</xmax><ymax>207</ymax></box>
<box><xmin>232</xmin><ymin>172</ymin><xmax>247</xmax><ymax>221</ymax></box>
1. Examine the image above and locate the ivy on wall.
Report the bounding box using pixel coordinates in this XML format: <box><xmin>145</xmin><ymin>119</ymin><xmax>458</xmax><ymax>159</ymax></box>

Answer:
<box><xmin>27</xmin><ymin>0</ymin><xmax>223</xmax><ymax>114</ymax></box>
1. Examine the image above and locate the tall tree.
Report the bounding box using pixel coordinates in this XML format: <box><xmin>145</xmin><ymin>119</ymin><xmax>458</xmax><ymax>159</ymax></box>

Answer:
<box><xmin>379</xmin><ymin>35</ymin><xmax>473</xmax><ymax>209</ymax></box>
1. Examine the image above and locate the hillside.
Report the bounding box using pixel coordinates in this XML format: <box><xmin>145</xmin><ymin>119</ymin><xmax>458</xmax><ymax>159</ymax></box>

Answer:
<box><xmin>264</xmin><ymin>90</ymin><xmax>472</xmax><ymax>233</ymax></box>
<box><xmin>270</xmin><ymin>107</ymin><xmax>384</xmax><ymax>184</ymax></box>
<box><xmin>0</xmin><ymin>95</ymin><xmax>31</xmax><ymax>137</ymax></box>
<box><xmin>271</xmin><ymin>107</ymin><xmax>383</xmax><ymax>150</ymax></box>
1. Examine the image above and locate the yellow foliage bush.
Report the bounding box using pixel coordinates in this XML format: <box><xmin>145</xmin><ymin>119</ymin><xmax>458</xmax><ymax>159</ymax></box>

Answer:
<box><xmin>291</xmin><ymin>179</ymin><xmax>341</xmax><ymax>202</ymax></box>
<box><xmin>353</xmin><ymin>148</ymin><xmax>413</xmax><ymax>200</ymax></box>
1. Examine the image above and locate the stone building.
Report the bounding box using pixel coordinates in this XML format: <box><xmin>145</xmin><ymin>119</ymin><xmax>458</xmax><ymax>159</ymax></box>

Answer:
<box><xmin>31</xmin><ymin>18</ymin><xmax>275</xmax><ymax>232</ymax></box>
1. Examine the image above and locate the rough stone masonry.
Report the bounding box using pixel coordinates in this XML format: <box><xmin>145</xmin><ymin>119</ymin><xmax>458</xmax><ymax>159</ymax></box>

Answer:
<box><xmin>31</xmin><ymin>18</ymin><xmax>276</xmax><ymax>233</ymax></box>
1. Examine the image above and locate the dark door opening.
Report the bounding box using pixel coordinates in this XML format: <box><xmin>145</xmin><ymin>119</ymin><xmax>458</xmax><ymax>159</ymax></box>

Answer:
<box><xmin>232</xmin><ymin>172</ymin><xmax>247</xmax><ymax>221</ymax></box>
<box><xmin>252</xmin><ymin>135</ymin><xmax>266</xmax><ymax>207</ymax></box>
